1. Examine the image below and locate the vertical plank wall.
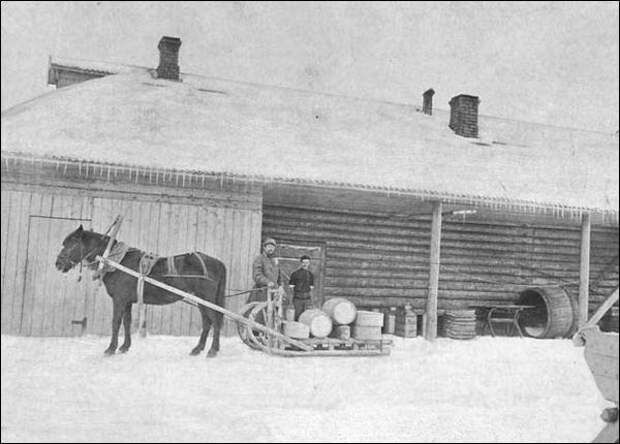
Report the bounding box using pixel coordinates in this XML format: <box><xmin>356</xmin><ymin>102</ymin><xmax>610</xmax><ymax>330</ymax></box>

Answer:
<box><xmin>1</xmin><ymin>188</ymin><xmax>261</xmax><ymax>337</ymax></box>
<box><xmin>0</xmin><ymin>189</ymin><xmax>96</xmax><ymax>336</ymax></box>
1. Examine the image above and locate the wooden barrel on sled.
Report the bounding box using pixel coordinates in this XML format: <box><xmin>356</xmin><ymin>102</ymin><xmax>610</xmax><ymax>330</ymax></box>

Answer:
<box><xmin>299</xmin><ymin>309</ymin><xmax>333</xmax><ymax>338</ymax></box>
<box><xmin>322</xmin><ymin>297</ymin><xmax>357</xmax><ymax>325</ymax></box>
<box><xmin>352</xmin><ymin>310</ymin><xmax>384</xmax><ymax>340</ymax></box>
<box><xmin>282</xmin><ymin>321</ymin><xmax>310</xmax><ymax>339</ymax></box>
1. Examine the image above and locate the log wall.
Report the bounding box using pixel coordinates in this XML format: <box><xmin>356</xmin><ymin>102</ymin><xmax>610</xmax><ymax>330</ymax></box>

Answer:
<box><xmin>263</xmin><ymin>205</ymin><xmax>619</xmax><ymax>315</ymax></box>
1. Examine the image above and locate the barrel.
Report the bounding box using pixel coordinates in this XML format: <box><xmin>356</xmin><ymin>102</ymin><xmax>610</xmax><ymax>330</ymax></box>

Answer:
<box><xmin>282</xmin><ymin>321</ymin><xmax>310</xmax><ymax>339</ymax></box>
<box><xmin>352</xmin><ymin>310</ymin><xmax>384</xmax><ymax>340</ymax></box>
<box><xmin>516</xmin><ymin>286</ymin><xmax>574</xmax><ymax>338</ymax></box>
<box><xmin>322</xmin><ymin>297</ymin><xmax>357</xmax><ymax>325</ymax></box>
<box><xmin>298</xmin><ymin>309</ymin><xmax>333</xmax><ymax>338</ymax></box>
<box><xmin>354</xmin><ymin>311</ymin><xmax>384</xmax><ymax>327</ymax></box>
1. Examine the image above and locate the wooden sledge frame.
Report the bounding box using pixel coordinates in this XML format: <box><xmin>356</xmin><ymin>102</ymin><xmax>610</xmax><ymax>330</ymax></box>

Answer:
<box><xmin>238</xmin><ymin>297</ymin><xmax>392</xmax><ymax>357</ymax></box>
<box><xmin>97</xmin><ymin>256</ymin><xmax>391</xmax><ymax>357</ymax></box>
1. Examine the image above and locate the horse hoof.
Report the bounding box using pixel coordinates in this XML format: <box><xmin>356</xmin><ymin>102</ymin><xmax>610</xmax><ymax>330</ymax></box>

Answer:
<box><xmin>103</xmin><ymin>349</ymin><xmax>116</xmax><ymax>356</ymax></box>
<box><xmin>118</xmin><ymin>347</ymin><xmax>129</xmax><ymax>354</ymax></box>
<box><xmin>206</xmin><ymin>350</ymin><xmax>218</xmax><ymax>358</ymax></box>
<box><xmin>189</xmin><ymin>348</ymin><xmax>203</xmax><ymax>356</ymax></box>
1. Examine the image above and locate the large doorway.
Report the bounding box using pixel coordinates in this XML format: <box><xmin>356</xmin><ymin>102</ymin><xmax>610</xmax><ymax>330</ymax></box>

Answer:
<box><xmin>21</xmin><ymin>216</ymin><xmax>96</xmax><ymax>336</ymax></box>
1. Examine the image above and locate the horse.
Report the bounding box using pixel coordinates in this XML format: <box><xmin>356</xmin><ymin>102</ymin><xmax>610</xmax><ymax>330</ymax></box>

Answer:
<box><xmin>55</xmin><ymin>225</ymin><xmax>227</xmax><ymax>357</ymax></box>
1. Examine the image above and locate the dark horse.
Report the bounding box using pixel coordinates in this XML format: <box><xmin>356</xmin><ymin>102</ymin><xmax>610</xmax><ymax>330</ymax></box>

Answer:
<box><xmin>55</xmin><ymin>225</ymin><xmax>226</xmax><ymax>357</ymax></box>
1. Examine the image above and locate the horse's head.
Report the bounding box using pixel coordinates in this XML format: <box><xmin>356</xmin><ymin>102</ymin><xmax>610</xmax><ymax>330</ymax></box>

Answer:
<box><xmin>55</xmin><ymin>225</ymin><xmax>100</xmax><ymax>273</ymax></box>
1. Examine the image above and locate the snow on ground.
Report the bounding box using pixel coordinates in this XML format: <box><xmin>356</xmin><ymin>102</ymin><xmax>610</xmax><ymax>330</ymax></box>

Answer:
<box><xmin>0</xmin><ymin>334</ymin><xmax>611</xmax><ymax>443</ymax></box>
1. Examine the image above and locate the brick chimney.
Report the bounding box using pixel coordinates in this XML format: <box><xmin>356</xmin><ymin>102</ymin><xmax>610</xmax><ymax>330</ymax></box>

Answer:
<box><xmin>422</xmin><ymin>88</ymin><xmax>435</xmax><ymax>115</ymax></box>
<box><xmin>449</xmin><ymin>94</ymin><xmax>480</xmax><ymax>138</ymax></box>
<box><xmin>156</xmin><ymin>36</ymin><xmax>182</xmax><ymax>81</ymax></box>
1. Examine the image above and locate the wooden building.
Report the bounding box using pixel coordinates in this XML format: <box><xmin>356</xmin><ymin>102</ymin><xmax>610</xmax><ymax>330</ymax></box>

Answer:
<box><xmin>2</xmin><ymin>37</ymin><xmax>618</xmax><ymax>337</ymax></box>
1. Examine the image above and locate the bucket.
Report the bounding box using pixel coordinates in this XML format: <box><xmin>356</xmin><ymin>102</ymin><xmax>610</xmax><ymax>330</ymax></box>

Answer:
<box><xmin>322</xmin><ymin>297</ymin><xmax>357</xmax><ymax>325</ymax></box>
<box><xmin>298</xmin><ymin>309</ymin><xmax>333</xmax><ymax>338</ymax></box>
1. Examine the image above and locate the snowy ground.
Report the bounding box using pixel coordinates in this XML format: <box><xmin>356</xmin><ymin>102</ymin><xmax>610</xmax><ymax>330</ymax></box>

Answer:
<box><xmin>0</xmin><ymin>334</ymin><xmax>611</xmax><ymax>443</ymax></box>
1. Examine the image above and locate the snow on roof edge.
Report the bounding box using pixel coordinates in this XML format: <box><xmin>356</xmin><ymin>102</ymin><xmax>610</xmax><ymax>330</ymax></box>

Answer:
<box><xmin>2</xmin><ymin>150</ymin><xmax>617</xmax><ymax>220</ymax></box>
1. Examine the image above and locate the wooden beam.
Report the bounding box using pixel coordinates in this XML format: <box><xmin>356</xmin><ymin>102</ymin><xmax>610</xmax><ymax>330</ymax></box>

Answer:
<box><xmin>578</xmin><ymin>213</ymin><xmax>591</xmax><ymax>328</ymax></box>
<box><xmin>425</xmin><ymin>201</ymin><xmax>442</xmax><ymax>341</ymax></box>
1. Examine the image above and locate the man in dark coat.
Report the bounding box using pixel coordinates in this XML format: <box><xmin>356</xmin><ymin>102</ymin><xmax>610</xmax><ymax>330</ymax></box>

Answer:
<box><xmin>249</xmin><ymin>237</ymin><xmax>282</xmax><ymax>303</ymax></box>
<box><xmin>288</xmin><ymin>255</ymin><xmax>315</xmax><ymax>320</ymax></box>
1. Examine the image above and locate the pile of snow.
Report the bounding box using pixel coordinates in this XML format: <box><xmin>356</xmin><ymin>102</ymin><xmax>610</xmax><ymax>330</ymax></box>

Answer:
<box><xmin>1</xmin><ymin>334</ymin><xmax>610</xmax><ymax>443</ymax></box>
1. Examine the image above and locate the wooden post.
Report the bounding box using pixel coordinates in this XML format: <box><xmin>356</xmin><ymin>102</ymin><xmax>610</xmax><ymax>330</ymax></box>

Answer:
<box><xmin>425</xmin><ymin>201</ymin><xmax>442</xmax><ymax>341</ymax></box>
<box><xmin>578</xmin><ymin>213</ymin><xmax>591</xmax><ymax>328</ymax></box>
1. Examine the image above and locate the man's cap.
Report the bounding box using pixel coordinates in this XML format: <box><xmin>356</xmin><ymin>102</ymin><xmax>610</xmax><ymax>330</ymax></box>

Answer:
<box><xmin>262</xmin><ymin>237</ymin><xmax>277</xmax><ymax>247</ymax></box>
<box><xmin>300</xmin><ymin>255</ymin><xmax>311</xmax><ymax>261</ymax></box>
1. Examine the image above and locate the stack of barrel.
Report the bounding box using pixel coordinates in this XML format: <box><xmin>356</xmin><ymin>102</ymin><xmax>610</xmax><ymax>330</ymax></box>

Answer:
<box><xmin>294</xmin><ymin>309</ymin><xmax>333</xmax><ymax>338</ymax></box>
<box><xmin>322</xmin><ymin>297</ymin><xmax>358</xmax><ymax>339</ymax></box>
<box><xmin>442</xmin><ymin>309</ymin><xmax>477</xmax><ymax>339</ymax></box>
<box><xmin>291</xmin><ymin>298</ymin><xmax>387</xmax><ymax>341</ymax></box>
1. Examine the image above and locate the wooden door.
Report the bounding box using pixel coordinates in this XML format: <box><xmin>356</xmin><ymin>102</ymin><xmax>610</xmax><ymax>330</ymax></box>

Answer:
<box><xmin>276</xmin><ymin>242</ymin><xmax>325</xmax><ymax>306</ymax></box>
<box><xmin>21</xmin><ymin>216</ymin><xmax>96</xmax><ymax>336</ymax></box>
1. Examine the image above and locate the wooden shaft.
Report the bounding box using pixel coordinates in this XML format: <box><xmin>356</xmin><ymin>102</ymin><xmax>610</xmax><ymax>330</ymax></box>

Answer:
<box><xmin>578</xmin><ymin>213</ymin><xmax>591</xmax><ymax>328</ymax></box>
<box><xmin>425</xmin><ymin>201</ymin><xmax>442</xmax><ymax>341</ymax></box>
<box><xmin>580</xmin><ymin>287</ymin><xmax>619</xmax><ymax>332</ymax></box>
<box><xmin>97</xmin><ymin>215</ymin><xmax>123</xmax><ymax>273</ymax></box>
<box><xmin>96</xmin><ymin>256</ymin><xmax>313</xmax><ymax>351</ymax></box>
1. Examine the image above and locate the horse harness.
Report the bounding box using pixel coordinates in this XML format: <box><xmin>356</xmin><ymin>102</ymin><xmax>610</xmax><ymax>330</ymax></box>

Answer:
<box><xmin>92</xmin><ymin>244</ymin><xmax>211</xmax><ymax>302</ymax></box>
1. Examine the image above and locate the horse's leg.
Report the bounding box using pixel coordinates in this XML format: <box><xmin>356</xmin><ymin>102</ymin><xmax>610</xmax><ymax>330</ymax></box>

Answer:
<box><xmin>104</xmin><ymin>299</ymin><xmax>124</xmax><ymax>355</ymax></box>
<box><xmin>118</xmin><ymin>303</ymin><xmax>132</xmax><ymax>353</ymax></box>
<box><xmin>206</xmin><ymin>310</ymin><xmax>221</xmax><ymax>358</ymax></box>
<box><xmin>190</xmin><ymin>306</ymin><xmax>211</xmax><ymax>356</ymax></box>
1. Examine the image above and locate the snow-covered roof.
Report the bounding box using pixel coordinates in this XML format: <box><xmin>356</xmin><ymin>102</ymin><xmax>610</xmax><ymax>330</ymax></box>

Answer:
<box><xmin>2</xmin><ymin>59</ymin><xmax>618</xmax><ymax>216</ymax></box>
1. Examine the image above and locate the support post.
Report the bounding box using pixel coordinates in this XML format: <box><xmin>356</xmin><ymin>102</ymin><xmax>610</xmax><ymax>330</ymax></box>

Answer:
<box><xmin>578</xmin><ymin>212</ymin><xmax>591</xmax><ymax>328</ymax></box>
<box><xmin>425</xmin><ymin>201</ymin><xmax>442</xmax><ymax>341</ymax></box>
